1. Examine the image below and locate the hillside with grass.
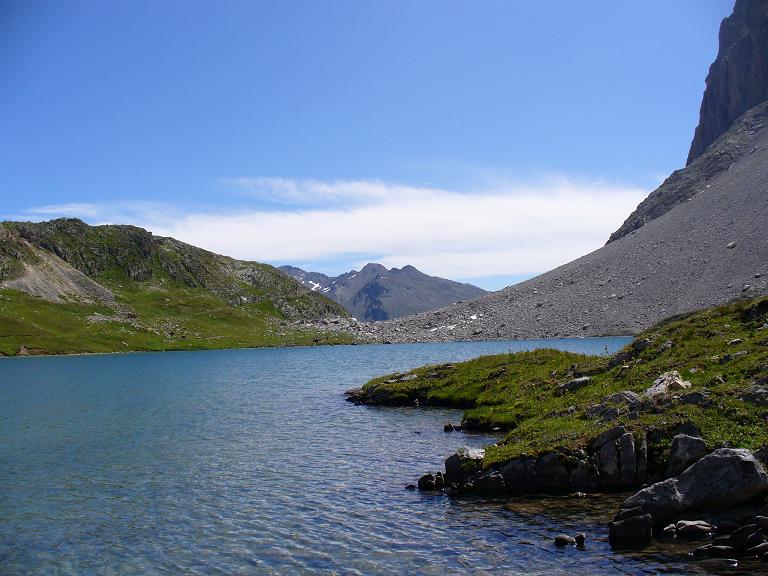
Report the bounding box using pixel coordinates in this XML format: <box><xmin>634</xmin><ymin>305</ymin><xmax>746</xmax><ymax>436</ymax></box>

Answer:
<box><xmin>0</xmin><ymin>218</ymin><xmax>353</xmax><ymax>355</ymax></box>
<box><xmin>349</xmin><ymin>296</ymin><xmax>768</xmax><ymax>469</ymax></box>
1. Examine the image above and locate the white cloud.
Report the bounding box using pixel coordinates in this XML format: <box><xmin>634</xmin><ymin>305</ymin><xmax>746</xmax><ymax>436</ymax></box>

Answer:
<box><xmin>16</xmin><ymin>177</ymin><xmax>648</xmax><ymax>281</ymax></box>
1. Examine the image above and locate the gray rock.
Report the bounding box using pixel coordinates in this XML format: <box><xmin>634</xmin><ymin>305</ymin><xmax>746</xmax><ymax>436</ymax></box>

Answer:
<box><xmin>679</xmin><ymin>391</ymin><xmax>712</xmax><ymax>407</ymax></box>
<box><xmin>745</xmin><ymin>541</ymin><xmax>768</xmax><ymax>556</ymax></box>
<box><xmin>605</xmin><ymin>390</ymin><xmax>642</xmax><ymax>405</ymax></box>
<box><xmin>676</xmin><ymin>520</ymin><xmax>715</xmax><ymax>540</ymax></box>
<box><xmin>608</xmin><ymin>513</ymin><xmax>653</xmax><ymax>548</ymax></box>
<box><xmin>621</xmin><ymin>449</ymin><xmax>768</xmax><ymax>526</ymax></box>
<box><xmin>618</xmin><ymin>433</ymin><xmax>637</xmax><ymax>488</ymax></box>
<box><xmin>718</xmin><ymin>523</ymin><xmax>761</xmax><ymax>550</ymax></box>
<box><xmin>554</xmin><ymin>534</ymin><xmax>576</xmax><ymax>547</ymax></box>
<box><xmin>555</xmin><ymin>376</ymin><xmax>592</xmax><ymax>396</ymax></box>
<box><xmin>636</xmin><ymin>433</ymin><xmax>648</xmax><ymax>484</ymax></box>
<box><xmin>598</xmin><ymin>437</ymin><xmax>620</xmax><ymax>486</ymax></box>
<box><xmin>589</xmin><ymin>426</ymin><xmax>627</xmax><ymax>452</ymax></box>
<box><xmin>645</xmin><ymin>371</ymin><xmax>691</xmax><ymax>400</ymax></box>
<box><xmin>667</xmin><ymin>434</ymin><xmax>708</xmax><ymax>477</ymax></box>
<box><xmin>470</xmin><ymin>471</ymin><xmax>506</xmax><ymax>494</ymax></box>
<box><xmin>614</xmin><ymin>506</ymin><xmax>644</xmax><ymax>521</ymax></box>
<box><xmin>417</xmin><ymin>474</ymin><xmax>436</xmax><ymax>491</ymax></box>
<box><xmin>444</xmin><ymin>448</ymin><xmax>484</xmax><ymax>485</ymax></box>
<box><xmin>742</xmin><ymin>386</ymin><xmax>768</xmax><ymax>406</ymax></box>
<box><xmin>534</xmin><ymin>453</ymin><xmax>571</xmax><ymax>492</ymax></box>
<box><xmin>691</xmin><ymin>544</ymin><xmax>736</xmax><ymax>558</ymax></box>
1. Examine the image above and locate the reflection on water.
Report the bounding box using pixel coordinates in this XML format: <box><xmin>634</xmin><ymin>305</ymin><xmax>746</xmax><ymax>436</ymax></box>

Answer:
<box><xmin>1</xmin><ymin>337</ymin><xmax>753</xmax><ymax>574</ymax></box>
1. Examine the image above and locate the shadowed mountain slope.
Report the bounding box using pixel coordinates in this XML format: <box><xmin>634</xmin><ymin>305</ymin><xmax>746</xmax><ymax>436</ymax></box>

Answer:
<box><xmin>279</xmin><ymin>263</ymin><xmax>486</xmax><ymax>321</ymax></box>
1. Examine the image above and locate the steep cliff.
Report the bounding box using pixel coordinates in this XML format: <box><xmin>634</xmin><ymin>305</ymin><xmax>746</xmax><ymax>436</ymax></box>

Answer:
<box><xmin>688</xmin><ymin>0</ymin><xmax>768</xmax><ymax>164</ymax></box>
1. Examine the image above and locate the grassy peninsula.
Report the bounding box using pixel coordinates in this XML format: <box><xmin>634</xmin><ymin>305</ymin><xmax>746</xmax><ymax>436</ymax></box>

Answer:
<box><xmin>352</xmin><ymin>297</ymin><xmax>768</xmax><ymax>469</ymax></box>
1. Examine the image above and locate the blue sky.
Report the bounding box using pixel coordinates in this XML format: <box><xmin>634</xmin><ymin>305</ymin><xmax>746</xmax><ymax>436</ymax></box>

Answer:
<box><xmin>1</xmin><ymin>1</ymin><xmax>734</xmax><ymax>289</ymax></box>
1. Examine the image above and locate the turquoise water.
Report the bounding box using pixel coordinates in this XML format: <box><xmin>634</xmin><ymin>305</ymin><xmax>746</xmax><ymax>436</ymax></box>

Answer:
<box><xmin>0</xmin><ymin>337</ymin><xmax>731</xmax><ymax>574</ymax></box>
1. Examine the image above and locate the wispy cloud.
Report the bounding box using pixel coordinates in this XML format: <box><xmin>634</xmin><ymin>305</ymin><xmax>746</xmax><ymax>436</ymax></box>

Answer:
<box><xmin>223</xmin><ymin>177</ymin><xmax>439</xmax><ymax>206</ymax></box>
<box><xmin>14</xmin><ymin>176</ymin><xmax>647</xmax><ymax>282</ymax></box>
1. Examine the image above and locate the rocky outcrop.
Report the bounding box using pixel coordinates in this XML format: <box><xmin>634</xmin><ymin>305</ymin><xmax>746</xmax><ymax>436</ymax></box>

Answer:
<box><xmin>280</xmin><ymin>263</ymin><xmax>485</xmax><ymax>321</ymax></box>
<box><xmin>439</xmin><ymin>425</ymin><xmax>650</xmax><ymax>496</ymax></box>
<box><xmin>688</xmin><ymin>0</ymin><xmax>768</xmax><ymax>164</ymax></box>
<box><xmin>620</xmin><ymin>449</ymin><xmax>768</xmax><ymax>526</ymax></box>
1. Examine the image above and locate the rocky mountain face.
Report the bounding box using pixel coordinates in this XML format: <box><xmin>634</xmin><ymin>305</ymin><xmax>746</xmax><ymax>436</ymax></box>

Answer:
<box><xmin>609</xmin><ymin>0</ymin><xmax>768</xmax><ymax>243</ymax></box>
<box><xmin>325</xmin><ymin>101</ymin><xmax>768</xmax><ymax>343</ymax></box>
<box><xmin>279</xmin><ymin>263</ymin><xmax>486</xmax><ymax>321</ymax></box>
<box><xmin>688</xmin><ymin>0</ymin><xmax>768</xmax><ymax>165</ymax></box>
<box><xmin>1</xmin><ymin>218</ymin><xmax>347</xmax><ymax>321</ymax></box>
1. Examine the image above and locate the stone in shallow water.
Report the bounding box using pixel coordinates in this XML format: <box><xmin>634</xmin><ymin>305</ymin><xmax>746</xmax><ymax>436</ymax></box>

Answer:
<box><xmin>554</xmin><ymin>534</ymin><xmax>576</xmax><ymax>547</ymax></box>
<box><xmin>608</xmin><ymin>514</ymin><xmax>653</xmax><ymax>547</ymax></box>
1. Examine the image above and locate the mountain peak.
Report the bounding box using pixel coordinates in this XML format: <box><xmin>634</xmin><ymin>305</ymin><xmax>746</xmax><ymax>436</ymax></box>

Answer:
<box><xmin>687</xmin><ymin>0</ymin><xmax>768</xmax><ymax>164</ymax></box>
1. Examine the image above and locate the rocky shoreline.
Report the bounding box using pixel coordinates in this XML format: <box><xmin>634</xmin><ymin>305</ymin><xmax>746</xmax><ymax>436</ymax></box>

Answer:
<box><xmin>345</xmin><ymin>296</ymin><xmax>768</xmax><ymax>567</ymax></box>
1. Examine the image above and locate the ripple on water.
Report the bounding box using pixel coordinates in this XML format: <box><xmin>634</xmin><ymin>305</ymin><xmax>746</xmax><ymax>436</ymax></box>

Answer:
<box><xmin>0</xmin><ymin>338</ymin><xmax>739</xmax><ymax>574</ymax></box>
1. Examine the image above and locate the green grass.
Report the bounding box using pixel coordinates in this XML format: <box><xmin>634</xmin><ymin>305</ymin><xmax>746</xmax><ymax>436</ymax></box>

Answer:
<box><xmin>359</xmin><ymin>297</ymin><xmax>768</xmax><ymax>468</ymax></box>
<box><xmin>0</xmin><ymin>284</ymin><xmax>355</xmax><ymax>356</ymax></box>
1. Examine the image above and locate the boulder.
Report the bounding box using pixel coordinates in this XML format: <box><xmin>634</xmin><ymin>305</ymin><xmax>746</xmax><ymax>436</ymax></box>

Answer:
<box><xmin>597</xmin><ymin>436</ymin><xmax>620</xmax><ymax>485</ymax></box>
<box><xmin>555</xmin><ymin>376</ymin><xmax>592</xmax><ymax>396</ymax></box>
<box><xmin>645</xmin><ymin>371</ymin><xmax>691</xmax><ymax>400</ymax></box>
<box><xmin>470</xmin><ymin>470</ymin><xmax>506</xmax><ymax>494</ymax></box>
<box><xmin>666</xmin><ymin>434</ymin><xmax>708</xmax><ymax>477</ymax></box>
<box><xmin>716</xmin><ymin>523</ymin><xmax>761</xmax><ymax>550</ymax></box>
<box><xmin>742</xmin><ymin>386</ymin><xmax>768</xmax><ymax>406</ymax></box>
<box><xmin>534</xmin><ymin>453</ymin><xmax>571</xmax><ymax>492</ymax></box>
<box><xmin>746</xmin><ymin>541</ymin><xmax>768</xmax><ymax>556</ymax></box>
<box><xmin>618</xmin><ymin>433</ymin><xmax>637</xmax><ymax>488</ymax></box>
<box><xmin>608</xmin><ymin>513</ymin><xmax>653</xmax><ymax>547</ymax></box>
<box><xmin>554</xmin><ymin>534</ymin><xmax>576</xmax><ymax>547</ymax></box>
<box><xmin>418</xmin><ymin>474</ymin><xmax>436</xmax><ymax>491</ymax></box>
<box><xmin>679</xmin><ymin>391</ymin><xmax>713</xmax><ymax>407</ymax></box>
<box><xmin>444</xmin><ymin>448</ymin><xmax>485</xmax><ymax>485</ymax></box>
<box><xmin>621</xmin><ymin>449</ymin><xmax>768</xmax><ymax>526</ymax></box>
<box><xmin>589</xmin><ymin>426</ymin><xmax>627</xmax><ymax>452</ymax></box>
<box><xmin>592</xmin><ymin>428</ymin><xmax>646</xmax><ymax>489</ymax></box>
<box><xmin>691</xmin><ymin>544</ymin><xmax>736</xmax><ymax>559</ymax></box>
<box><xmin>676</xmin><ymin>520</ymin><xmax>715</xmax><ymax>540</ymax></box>
<box><xmin>605</xmin><ymin>390</ymin><xmax>642</xmax><ymax>405</ymax></box>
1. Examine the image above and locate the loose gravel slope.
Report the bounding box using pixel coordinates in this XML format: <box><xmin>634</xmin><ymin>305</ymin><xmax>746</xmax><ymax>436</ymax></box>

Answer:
<box><xmin>344</xmin><ymin>102</ymin><xmax>768</xmax><ymax>343</ymax></box>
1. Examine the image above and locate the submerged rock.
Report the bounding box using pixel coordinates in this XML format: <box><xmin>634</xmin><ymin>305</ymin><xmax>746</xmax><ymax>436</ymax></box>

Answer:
<box><xmin>554</xmin><ymin>534</ymin><xmax>576</xmax><ymax>547</ymax></box>
<box><xmin>608</xmin><ymin>513</ymin><xmax>653</xmax><ymax>547</ymax></box>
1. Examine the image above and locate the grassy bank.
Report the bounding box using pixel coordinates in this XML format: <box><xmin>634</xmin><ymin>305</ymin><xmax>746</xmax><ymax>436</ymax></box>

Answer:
<box><xmin>355</xmin><ymin>297</ymin><xmax>768</xmax><ymax>468</ymax></box>
<box><xmin>0</xmin><ymin>286</ymin><xmax>354</xmax><ymax>356</ymax></box>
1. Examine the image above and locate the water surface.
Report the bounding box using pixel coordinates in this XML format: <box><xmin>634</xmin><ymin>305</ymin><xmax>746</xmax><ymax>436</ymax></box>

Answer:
<box><xmin>2</xmin><ymin>337</ymin><xmax>752</xmax><ymax>574</ymax></box>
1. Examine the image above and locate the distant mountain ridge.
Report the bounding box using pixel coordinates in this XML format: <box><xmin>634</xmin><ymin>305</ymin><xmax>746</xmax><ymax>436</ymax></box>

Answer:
<box><xmin>279</xmin><ymin>263</ymin><xmax>486</xmax><ymax>321</ymax></box>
